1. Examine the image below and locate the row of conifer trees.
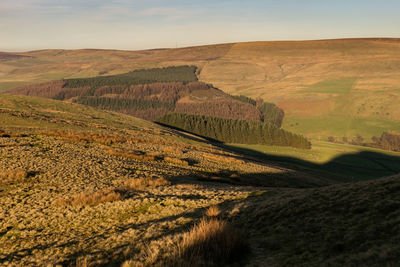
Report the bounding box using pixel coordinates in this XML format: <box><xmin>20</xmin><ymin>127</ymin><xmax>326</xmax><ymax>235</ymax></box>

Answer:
<box><xmin>64</xmin><ymin>66</ymin><xmax>198</xmax><ymax>89</ymax></box>
<box><xmin>74</xmin><ymin>97</ymin><xmax>175</xmax><ymax>111</ymax></box>
<box><xmin>156</xmin><ymin>113</ymin><xmax>311</xmax><ymax>149</ymax></box>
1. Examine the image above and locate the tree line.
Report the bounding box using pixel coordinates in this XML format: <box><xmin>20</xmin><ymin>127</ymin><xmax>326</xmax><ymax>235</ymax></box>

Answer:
<box><xmin>64</xmin><ymin>65</ymin><xmax>198</xmax><ymax>89</ymax></box>
<box><xmin>156</xmin><ymin>113</ymin><xmax>311</xmax><ymax>149</ymax></box>
<box><xmin>328</xmin><ymin>132</ymin><xmax>400</xmax><ymax>152</ymax></box>
<box><xmin>374</xmin><ymin>132</ymin><xmax>400</xmax><ymax>152</ymax></box>
<box><xmin>74</xmin><ymin>97</ymin><xmax>175</xmax><ymax>112</ymax></box>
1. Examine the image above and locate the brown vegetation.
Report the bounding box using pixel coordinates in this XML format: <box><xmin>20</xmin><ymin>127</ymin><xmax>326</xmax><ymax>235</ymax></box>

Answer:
<box><xmin>176</xmin><ymin>184</ymin><xmax>202</xmax><ymax>190</ymax></box>
<box><xmin>205</xmin><ymin>206</ymin><xmax>221</xmax><ymax>218</ymax></box>
<box><xmin>171</xmin><ymin>217</ymin><xmax>247</xmax><ymax>266</ymax></box>
<box><xmin>164</xmin><ymin>156</ymin><xmax>189</xmax><ymax>166</ymax></box>
<box><xmin>9</xmin><ymin>80</ymin><xmax>67</xmax><ymax>98</ymax></box>
<box><xmin>123</xmin><ymin>177</ymin><xmax>171</xmax><ymax>191</ymax></box>
<box><xmin>40</xmin><ymin>130</ymin><xmax>130</xmax><ymax>145</ymax></box>
<box><xmin>101</xmin><ymin>146</ymin><xmax>160</xmax><ymax>162</ymax></box>
<box><xmin>0</xmin><ymin>169</ymin><xmax>28</xmax><ymax>184</ymax></box>
<box><xmin>203</xmin><ymin>153</ymin><xmax>245</xmax><ymax>165</ymax></box>
<box><xmin>56</xmin><ymin>188</ymin><xmax>123</xmax><ymax>206</ymax></box>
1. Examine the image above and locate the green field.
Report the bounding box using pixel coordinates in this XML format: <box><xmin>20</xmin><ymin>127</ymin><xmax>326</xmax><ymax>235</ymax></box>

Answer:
<box><xmin>283</xmin><ymin>116</ymin><xmax>400</xmax><ymax>140</ymax></box>
<box><xmin>302</xmin><ymin>77</ymin><xmax>356</xmax><ymax>94</ymax></box>
<box><xmin>227</xmin><ymin>141</ymin><xmax>400</xmax><ymax>180</ymax></box>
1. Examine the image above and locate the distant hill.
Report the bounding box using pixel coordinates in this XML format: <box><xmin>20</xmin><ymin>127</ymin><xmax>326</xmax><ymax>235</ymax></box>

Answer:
<box><xmin>9</xmin><ymin>65</ymin><xmax>310</xmax><ymax>148</ymax></box>
<box><xmin>2</xmin><ymin>38</ymin><xmax>400</xmax><ymax>139</ymax></box>
<box><xmin>0</xmin><ymin>52</ymin><xmax>31</xmax><ymax>61</ymax></box>
<box><xmin>8</xmin><ymin>66</ymin><xmax>265</xmax><ymax>122</ymax></box>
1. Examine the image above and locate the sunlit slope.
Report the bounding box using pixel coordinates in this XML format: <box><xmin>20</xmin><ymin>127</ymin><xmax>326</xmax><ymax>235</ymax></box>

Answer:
<box><xmin>1</xmin><ymin>39</ymin><xmax>400</xmax><ymax>138</ymax></box>
<box><xmin>0</xmin><ymin>44</ymin><xmax>232</xmax><ymax>91</ymax></box>
<box><xmin>198</xmin><ymin>39</ymin><xmax>400</xmax><ymax>139</ymax></box>
<box><xmin>0</xmin><ymin>93</ymin><xmax>156</xmax><ymax>131</ymax></box>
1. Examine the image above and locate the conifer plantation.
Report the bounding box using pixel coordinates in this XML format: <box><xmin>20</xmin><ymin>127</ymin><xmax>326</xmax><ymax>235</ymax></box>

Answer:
<box><xmin>157</xmin><ymin>113</ymin><xmax>311</xmax><ymax>149</ymax></box>
<box><xmin>9</xmin><ymin>65</ymin><xmax>310</xmax><ymax>149</ymax></box>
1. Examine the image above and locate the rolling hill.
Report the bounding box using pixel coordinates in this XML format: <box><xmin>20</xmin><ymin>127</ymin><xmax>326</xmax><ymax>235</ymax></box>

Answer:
<box><xmin>1</xmin><ymin>38</ymin><xmax>400</xmax><ymax>140</ymax></box>
<box><xmin>8</xmin><ymin>65</ymin><xmax>311</xmax><ymax>148</ymax></box>
<box><xmin>1</xmin><ymin>93</ymin><xmax>399</xmax><ymax>266</ymax></box>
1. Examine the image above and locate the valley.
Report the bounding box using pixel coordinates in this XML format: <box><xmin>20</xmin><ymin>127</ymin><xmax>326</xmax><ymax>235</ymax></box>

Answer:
<box><xmin>1</xmin><ymin>38</ymin><xmax>400</xmax><ymax>266</ymax></box>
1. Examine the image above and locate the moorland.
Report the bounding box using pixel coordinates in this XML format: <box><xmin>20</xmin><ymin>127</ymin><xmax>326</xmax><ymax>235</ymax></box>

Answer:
<box><xmin>1</xmin><ymin>38</ymin><xmax>400</xmax><ymax>266</ymax></box>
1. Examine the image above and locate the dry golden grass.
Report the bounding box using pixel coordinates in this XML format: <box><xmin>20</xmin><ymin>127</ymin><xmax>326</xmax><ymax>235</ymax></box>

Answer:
<box><xmin>56</xmin><ymin>188</ymin><xmax>123</xmax><ymax>206</ymax></box>
<box><xmin>123</xmin><ymin>216</ymin><xmax>247</xmax><ymax>267</ymax></box>
<box><xmin>0</xmin><ymin>129</ymin><xmax>29</xmax><ymax>138</ymax></box>
<box><xmin>203</xmin><ymin>153</ymin><xmax>244</xmax><ymax>165</ymax></box>
<box><xmin>101</xmin><ymin>146</ymin><xmax>160</xmax><ymax>162</ymax></box>
<box><xmin>173</xmin><ymin>217</ymin><xmax>247</xmax><ymax>266</ymax></box>
<box><xmin>176</xmin><ymin>184</ymin><xmax>202</xmax><ymax>190</ymax></box>
<box><xmin>0</xmin><ymin>169</ymin><xmax>28</xmax><ymax>184</ymax></box>
<box><xmin>205</xmin><ymin>206</ymin><xmax>221</xmax><ymax>218</ymax></box>
<box><xmin>40</xmin><ymin>130</ymin><xmax>129</xmax><ymax>145</ymax></box>
<box><xmin>164</xmin><ymin>156</ymin><xmax>189</xmax><ymax>166</ymax></box>
<box><xmin>123</xmin><ymin>177</ymin><xmax>171</xmax><ymax>191</ymax></box>
<box><xmin>160</xmin><ymin>146</ymin><xmax>184</xmax><ymax>156</ymax></box>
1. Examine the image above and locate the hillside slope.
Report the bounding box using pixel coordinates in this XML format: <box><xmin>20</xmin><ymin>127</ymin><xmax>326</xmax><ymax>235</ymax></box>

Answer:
<box><xmin>238</xmin><ymin>174</ymin><xmax>400</xmax><ymax>266</ymax></box>
<box><xmin>1</xmin><ymin>39</ymin><xmax>400</xmax><ymax>139</ymax></box>
<box><xmin>1</xmin><ymin>94</ymin><xmax>399</xmax><ymax>266</ymax></box>
<box><xmin>0</xmin><ymin>93</ymin><xmax>326</xmax><ymax>266</ymax></box>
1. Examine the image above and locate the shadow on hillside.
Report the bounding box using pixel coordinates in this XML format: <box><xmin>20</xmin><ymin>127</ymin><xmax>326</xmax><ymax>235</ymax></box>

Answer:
<box><xmin>218</xmin><ymin>144</ymin><xmax>400</xmax><ymax>181</ymax></box>
<box><xmin>156</xmin><ymin>123</ymin><xmax>400</xmax><ymax>181</ymax></box>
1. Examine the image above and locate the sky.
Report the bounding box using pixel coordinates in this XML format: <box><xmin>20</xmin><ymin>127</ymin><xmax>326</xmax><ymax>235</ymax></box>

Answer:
<box><xmin>1</xmin><ymin>0</ymin><xmax>400</xmax><ymax>51</ymax></box>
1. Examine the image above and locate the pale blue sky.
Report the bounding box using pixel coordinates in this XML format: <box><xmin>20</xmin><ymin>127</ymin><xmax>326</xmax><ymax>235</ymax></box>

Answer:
<box><xmin>1</xmin><ymin>0</ymin><xmax>400</xmax><ymax>51</ymax></box>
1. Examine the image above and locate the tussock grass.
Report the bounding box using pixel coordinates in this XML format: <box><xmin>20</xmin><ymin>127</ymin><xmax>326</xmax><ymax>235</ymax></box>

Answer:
<box><xmin>56</xmin><ymin>188</ymin><xmax>123</xmax><ymax>206</ymax></box>
<box><xmin>176</xmin><ymin>184</ymin><xmax>202</xmax><ymax>190</ymax></box>
<box><xmin>172</xmin><ymin>217</ymin><xmax>247</xmax><ymax>266</ymax></box>
<box><xmin>40</xmin><ymin>130</ymin><xmax>129</xmax><ymax>145</ymax></box>
<box><xmin>123</xmin><ymin>177</ymin><xmax>171</xmax><ymax>191</ymax></box>
<box><xmin>203</xmin><ymin>153</ymin><xmax>244</xmax><ymax>165</ymax></box>
<box><xmin>164</xmin><ymin>156</ymin><xmax>189</xmax><ymax>166</ymax></box>
<box><xmin>0</xmin><ymin>169</ymin><xmax>28</xmax><ymax>184</ymax></box>
<box><xmin>123</xmin><ymin>216</ymin><xmax>247</xmax><ymax>267</ymax></box>
<box><xmin>101</xmin><ymin>146</ymin><xmax>160</xmax><ymax>162</ymax></box>
<box><xmin>160</xmin><ymin>146</ymin><xmax>184</xmax><ymax>156</ymax></box>
<box><xmin>205</xmin><ymin>206</ymin><xmax>221</xmax><ymax>218</ymax></box>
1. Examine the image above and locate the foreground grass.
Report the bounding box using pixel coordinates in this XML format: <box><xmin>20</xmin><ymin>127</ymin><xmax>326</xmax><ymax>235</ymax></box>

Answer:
<box><xmin>240</xmin><ymin>175</ymin><xmax>400</xmax><ymax>266</ymax></box>
<box><xmin>123</xmin><ymin>206</ymin><xmax>248</xmax><ymax>267</ymax></box>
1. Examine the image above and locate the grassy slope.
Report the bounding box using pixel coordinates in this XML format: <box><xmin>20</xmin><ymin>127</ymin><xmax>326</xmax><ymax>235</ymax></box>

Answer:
<box><xmin>227</xmin><ymin>142</ymin><xmax>400</xmax><ymax>180</ymax></box>
<box><xmin>1</xmin><ymin>93</ymin><xmax>400</xmax><ymax>266</ymax></box>
<box><xmin>239</xmin><ymin>174</ymin><xmax>400</xmax><ymax>266</ymax></box>
<box><xmin>2</xmin><ymin>39</ymin><xmax>400</xmax><ymax>139</ymax></box>
<box><xmin>0</xmin><ymin>93</ymin><xmax>156</xmax><ymax>132</ymax></box>
<box><xmin>198</xmin><ymin>39</ymin><xmax>400</xmax><ymax>140</ymax></box>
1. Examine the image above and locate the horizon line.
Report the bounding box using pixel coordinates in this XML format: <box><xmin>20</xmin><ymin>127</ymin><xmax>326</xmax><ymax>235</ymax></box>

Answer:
<box><xmin>2</xmin><ymin>37</ymin><xmax>400</xmax><ymax>53</ymax></box>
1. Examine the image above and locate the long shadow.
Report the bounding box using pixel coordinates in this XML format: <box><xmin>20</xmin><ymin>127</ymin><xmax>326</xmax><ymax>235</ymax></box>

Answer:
<box><xmin>221</xmin><ymin>144</ymin><xmax>400</xmax><ymax>181</ymax></box>
<box><xmin>155</xmin><ymin>124</ymin><xmax>400</xmax><ymax>181</ymax></box>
